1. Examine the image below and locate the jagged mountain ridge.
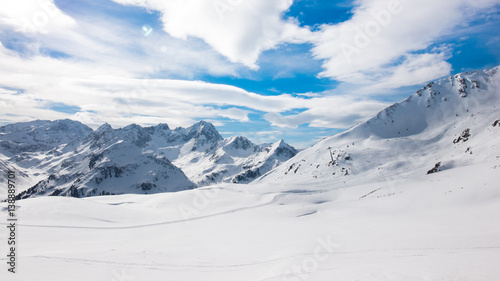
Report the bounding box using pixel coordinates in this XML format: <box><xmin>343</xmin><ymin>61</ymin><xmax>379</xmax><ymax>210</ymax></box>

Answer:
<box><xmin>0</xmin><ymin>119</ymin><xmax>297</xmax><ymax>198</ymax></box>
<box><xmin>258</xmin><ymin>67</ymin><xmax>500</xmax><ymax>186</ymax></box>
<box><xmin>176</xmin><ymin>136</ymin><xmax>298</xmax><ymax>186</ymax></box>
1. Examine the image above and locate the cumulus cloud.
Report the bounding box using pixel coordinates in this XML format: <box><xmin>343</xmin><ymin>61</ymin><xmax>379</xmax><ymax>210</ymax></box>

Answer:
<box><xmin>310</xmin><ymin>0</ymin><xmax>499</xmax><ymax>91</ymax></box>
<box><xmin>0</xmin><ymin>0</ymin><xmax>244</xmax><ymax>82</ymax></box>
<box><xmin>111</xmin><ymin>0</ymin><xmax>312</xmax><ymax>69</ymax></box>
<box><xmin>109</xmin><ymin>0</ymin><xmax>499</xmax><ymax>92</ymax></box>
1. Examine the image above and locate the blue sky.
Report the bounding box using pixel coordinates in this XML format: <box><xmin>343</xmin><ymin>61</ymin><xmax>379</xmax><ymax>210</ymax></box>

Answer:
<box><xmin>0</xmin><ymin>0</ymin><xmax>499</xmax><ymax>148</ymax></box>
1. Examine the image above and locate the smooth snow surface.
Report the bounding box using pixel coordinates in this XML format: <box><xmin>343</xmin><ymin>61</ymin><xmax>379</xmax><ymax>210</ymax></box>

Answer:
<box><xmin>1</xmin><ymin>164</ymin><xmax>500</xmax><ymax>280</ymax></box>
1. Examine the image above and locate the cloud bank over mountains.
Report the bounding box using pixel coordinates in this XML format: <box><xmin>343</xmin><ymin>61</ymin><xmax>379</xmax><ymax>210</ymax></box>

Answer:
<box><xmin>0</xmin><ymin>0</ymin><xmax>499</xmax><ymax>146</ymax></box>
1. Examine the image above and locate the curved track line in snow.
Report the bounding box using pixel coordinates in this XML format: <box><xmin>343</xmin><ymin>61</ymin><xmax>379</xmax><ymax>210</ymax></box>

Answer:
<box><xmin>257</xmin><ymin>246</ymin><xmax>500</xmax><ymax>280</ymax></box>
<box><xmin>0</xmin><ymin>193</ymin><xmax>287</xmax><ymax>230</ymax></box>
<box><xmin>7</xmin><ymin>246</ymin><xmax>499</xmax><ymax>275</ymax></box>
<box><xmin>23</xmin><ymin>254</ymin><xmax>303</xmax><ymax>272</ymax></box>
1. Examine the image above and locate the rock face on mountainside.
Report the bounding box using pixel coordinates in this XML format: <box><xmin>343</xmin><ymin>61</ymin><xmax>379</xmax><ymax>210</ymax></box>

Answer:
<box><xmin>258</xmin><ymin>67</ymin><xmax>500</xmax><ymax>186</ymax></box>
<box><xmin>0</xmin><ymin>120</ymin><xmax>297</xmax><ymax>199</ymax></box>
<box><xmin>181</xmin><ymin>137</ymin><xmax>298</xmax><ymax>186</ymax></box>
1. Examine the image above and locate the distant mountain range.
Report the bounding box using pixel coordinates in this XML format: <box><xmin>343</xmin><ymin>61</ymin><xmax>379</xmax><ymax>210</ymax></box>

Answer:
<box><xmin>2</xmin><ymin>66</ymin><xmax>499</xmax><ymax>200</ymax></box>
<box><xmin>0</xmin><ymin>120</ymin><xmax>297</xmax><ymax>199</ymax></box>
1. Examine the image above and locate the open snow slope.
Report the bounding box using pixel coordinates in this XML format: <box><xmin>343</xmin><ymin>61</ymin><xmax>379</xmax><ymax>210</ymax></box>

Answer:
<box><xmin>1</xmin><ymin>163</ymin><xmax>499</xmax><ymax>280</ymax></box>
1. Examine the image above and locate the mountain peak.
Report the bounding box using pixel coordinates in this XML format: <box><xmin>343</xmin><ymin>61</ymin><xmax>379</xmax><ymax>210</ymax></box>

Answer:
<box><xmin>266</xmin><ymin>139</ymin><xmax>298</xmax><ymax>158</ymax></box>
<box><xmin>190</xmin><ymin>120</ymin><xmax>217</xmax><ymax>133</ymax></box>
<box><xmin>276</xmin><ymin>139</ymin><xmax>286</xmax><ymax>147</ymax></box>
<box><xmin>187</xmin><ymin>120</ymin><xmax>223</xmax><ymax>142</ymax></box>
<box><xmin>226</xmin><ymin>136</ymin><xmax>255</xmax><ymax>151</ymax></box>
<box><xmin>338</xmin><ymin>67</ymin><xmax>500</xmax><ymax>140</ymax></box>
<box><xmin>271</xmin><ymin>139</ymin><xmax>290</xmax><ymax>149</ymax></box>
<box><xmin>117</xmin><ymin>124</ymin><xmax>152</xmax><ymax>147</ymax></box>
<box><xmin>95</xmin><ymin>123</ymin><xmax>113</xmax><ymax>134</ymax></box>
<box><xmin>154</xmin><ymin>123</ymin><xmax>171</xmax><ymax>132</ymax></box>
<box><xmin>193</xmin><ymin>120</ymin><xmax>211</xmax><ymax>127</ymax></box>
<box><xmin>87</xmin><ymin>123</ymin><xmax>116</xmax><ymax>147</ymax></box>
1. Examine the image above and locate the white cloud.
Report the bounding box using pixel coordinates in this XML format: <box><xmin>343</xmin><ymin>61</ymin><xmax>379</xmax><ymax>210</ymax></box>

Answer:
<box><xmin>264</xmin><ymin>96</ymin><xmax>387</xmax><ymax>128</ymax></box>
<box><xmin>362</xmin><ymin>52</ymin><xmax>453</xmax><ymax>93</ymax></box>
<box><xmin>0</xmin><ymin>0</ymin><xmax>244</xmax><ymax>79</ymax></box>
<box><xmin>108</xmin><ymin>0</ymin><xmax>499</xmax><ymax>92</ymax></box>
<box><xmin>1</xmin><ymin>0</ymin><xmax>498</xmax><ymax>144</ymax></box>
<box><xmin>0</xmin><ymin>0</ymin><xmax>76</xmax><ymax>34</ymax></box>
<box><xmin>111</xmin><ymin>0</ymin><xmax>312</xmax><ymax>69</ymax></box>
<box><xmin>0</xmin><ymin>38</ymin><xmax>387</xmax><ymax>131</ymax></box>
<box><xmin>311</xmin><ymin>0</ymin><xmax>500</xmax><ymax>91</ymax></box>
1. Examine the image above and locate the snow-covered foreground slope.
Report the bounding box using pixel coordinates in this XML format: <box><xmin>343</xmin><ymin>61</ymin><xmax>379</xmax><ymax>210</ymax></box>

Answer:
<box><xmin>1</xmin><ymin>163</ymin><xmax>500</xmax><ymax>280</ymax></box>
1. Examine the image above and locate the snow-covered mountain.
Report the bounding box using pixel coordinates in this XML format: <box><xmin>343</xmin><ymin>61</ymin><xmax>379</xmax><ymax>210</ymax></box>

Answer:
<box><xmin>176</xmin><ymin>136</ymin><xmax>298</xmax><ymax>185</ymax></box>
<box><xmin>258</xmin><ymin>67</ymin><xmax>500</xmax><ymax>186</ymax></box>
<box><xmin>0</xmin><ymin>119</ymin><xmax>93</xmax><ymax>156</ymax></box>
<box><xmin>0</xmin><ymin>119</ymin><xmax>297</xmax><ymax>199</ymax></box>
<box><xmin>14</xmin><ymin>123</ymin><xmax>197</xmax><ymax>199</ymax></box>
<box><xmin>110</xmin><ymin>120</ymin><xmax>298</xmax><ymax>186</ymax></box>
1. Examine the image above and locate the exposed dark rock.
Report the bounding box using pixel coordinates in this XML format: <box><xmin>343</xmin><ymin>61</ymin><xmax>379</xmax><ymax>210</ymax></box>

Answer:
<box><xmin>139</xmin><ymin>182</ymin><xmax>156</xmax><ymax>191</ymax></box>
<box><xmin>427</xmin><ymin>162</ymin><xmax>441</xmax><ymax>175</ymax></box>
<box><xmin>233</xmin><ymin>168</ymin><xmax>261</xmax><ymax>183</ymax></box>
<box><xmin>453</xmin><ymin>129</ymin><xmax>471</xmax><ymax>144</ymax></box>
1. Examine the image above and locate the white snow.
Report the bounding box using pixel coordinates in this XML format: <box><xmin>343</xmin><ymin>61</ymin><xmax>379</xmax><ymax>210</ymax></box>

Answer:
<box><xmin>0</xmin><ymin>67</ymin><xmax>499</xmax><ymax>280</ymax></box>
<box><xmin>1</xmin><ymin>162</ymin><xmax>499</xmax><ymax>280</ymax></box>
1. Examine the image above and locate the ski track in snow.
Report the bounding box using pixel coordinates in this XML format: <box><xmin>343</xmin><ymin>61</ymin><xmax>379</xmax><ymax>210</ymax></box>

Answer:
<box><xmin>0</xmin><ymin>193</ymin><xmax>287</xmax><ymax>230</ymax></box>
<box><xmin>11</xmin><ymin>246</ymin><xmax>499</xmax><ymax>275</ymax></box>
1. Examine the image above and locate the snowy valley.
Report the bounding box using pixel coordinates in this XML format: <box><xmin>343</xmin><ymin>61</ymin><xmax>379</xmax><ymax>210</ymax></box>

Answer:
<box><xmin>0</xmin><ymin>67</ymin><xmax>500</xmax><ymax>281</ymax></box>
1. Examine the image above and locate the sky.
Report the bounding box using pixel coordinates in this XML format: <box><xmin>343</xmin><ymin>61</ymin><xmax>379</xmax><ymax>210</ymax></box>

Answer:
<box><xmin>0</xmin><ymin>0</ymin><xmax>499</xmax><ymax>148</ymax></box>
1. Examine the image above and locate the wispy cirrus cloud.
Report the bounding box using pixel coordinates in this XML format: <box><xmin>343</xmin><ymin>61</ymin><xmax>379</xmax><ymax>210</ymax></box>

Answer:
<box><xmin>264</xmin><ymin>95</ymin><xmax>386</xmax><ymax>129</ymax></box>
<box><xmin>0</xmin><ymin>36</ymin><xmax>387</xmax><ymax>131</ymax></box>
